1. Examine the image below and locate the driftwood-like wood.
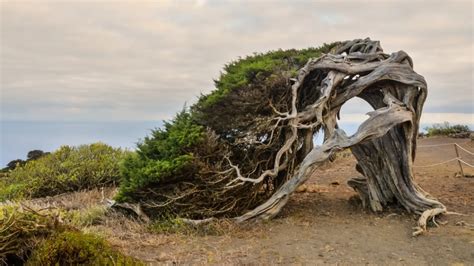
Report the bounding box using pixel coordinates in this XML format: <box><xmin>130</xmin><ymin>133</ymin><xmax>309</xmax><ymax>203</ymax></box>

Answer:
<box><xmin>234</xmin><ymin>38</ymin><xmax>445</xmax><ymax>235</ymax></box>
<box><xmin>113</xmin><ymin>39</ymin><xmax>445</xmax><ymax>236</ymax></box>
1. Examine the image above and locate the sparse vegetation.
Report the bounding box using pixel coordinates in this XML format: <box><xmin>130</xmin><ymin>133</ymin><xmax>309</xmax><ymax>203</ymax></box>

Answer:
<box><xmin>424</xmin><ymin>122</ymin><xmax>471</xmax><ymax>137</ymax></box>
<box><xmin>148</xmin><ymin>216</ymin><xmax>235</xmax><ymax>236</ymax></box>
<box><xmin>0</xmin><ymin>143</ymin><xmax>128</xmax><ymax>202</ymax></box>
<box><xmin>148</xmin><ymin>215</ymin><xmax>189</xmax><ymax>234</ymax></box>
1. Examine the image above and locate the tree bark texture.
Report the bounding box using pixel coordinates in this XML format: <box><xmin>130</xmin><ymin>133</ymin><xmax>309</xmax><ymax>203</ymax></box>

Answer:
<box><xmin>235</xmin><ymin>38</ymin><xmax>445</xmax><ymax>235</ymax></box>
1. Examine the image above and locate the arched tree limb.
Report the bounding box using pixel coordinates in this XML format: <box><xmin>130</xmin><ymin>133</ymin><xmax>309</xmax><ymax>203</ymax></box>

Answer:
<box><xmin>120</xmin><ymin>39</ymin><xmax>446</xmax><ymax>236</ymax></box>
<box><xmin>232</xmin><ymin>39</ymin><xmax>445</xmax><ymax>235</ymax></box>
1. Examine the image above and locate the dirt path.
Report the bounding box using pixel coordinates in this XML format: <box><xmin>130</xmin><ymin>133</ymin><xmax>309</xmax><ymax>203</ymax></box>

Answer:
<box><xmin>96</xmin><ymin>137</ymin><xmax>473</xmax><ymax>265</ymax></box>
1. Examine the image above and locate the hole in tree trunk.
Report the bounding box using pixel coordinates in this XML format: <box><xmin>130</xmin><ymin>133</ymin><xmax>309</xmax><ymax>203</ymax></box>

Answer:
<box><xmin>337</xmin><ymin>97</ymin><xmax>373</xmax><ymax>136</ymax></box>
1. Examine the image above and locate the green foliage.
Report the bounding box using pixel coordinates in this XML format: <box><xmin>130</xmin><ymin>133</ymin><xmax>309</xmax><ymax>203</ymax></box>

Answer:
<box><xmin>27</xmin><ymin>231</ymin><xmax>141</xmax><ymax>265</ymax></box>
<box><xmin>424</xmin><ymin>122</ymin><xmax>471</xmax><ymax>137</ymax></box>
<box><xmin>116</xmin><ymin>43</ymin><xmax>341</xmax><ymax>216</ymax></box>
<box><xmin>1</xmin><ymin>205</ymin><xmax>141</xmax><ymax>265</ymax></box>
<box><xmin>0</xmin><ymin>143</ymin><xmax>128</xmax><ymax>201</ymax></box>
<box><xmin>0</xmin><ymin>173</ymin><xmax>6</xmax><ymax>180</ymax></box>
<box><xmin>3</xmin><ymin>159</ymin><xmax>26</xmax><ymax>172</ymax></box>
<box><xmin>0</xmin><ymin>204</ymin><xmax>68</xmax><ymax>264</ymax></box>
<box><xmin>137</xmin><ymin>110</ymin><xmax>204</xmax><ymax>160</ymax></box>
<box><xmin>2</xmin><ymin>150</ymin><xmax>49</xmax><ymax>172</ymax></box>
<box><xmin>116</xmin><ymin>110</ymin><xmax>204</xmax><ymax>202</ymax></box>
<box><xmin>0</xmin><ymin>180</ymin><xmax>28</xmax><ymax>201</ymax></box>
<box><xmin>26</xmin><ymin>150</ymin><xmax>48</xmax><ymax>161</ymax></box>
<box><xmin>197</xmin><ymin>43</ymin><xmax>340</xmax><ymax>109</ymax></box>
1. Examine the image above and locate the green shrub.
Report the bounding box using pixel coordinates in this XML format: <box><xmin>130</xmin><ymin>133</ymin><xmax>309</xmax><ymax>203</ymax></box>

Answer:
<box><xmin>425</xmin><ymin>122</ymin><xmax>471</xmax><ymax>136</ymax></box>
<box><xmin>115</xmin><ymin>110</ymin><xmax>204</xmax><ymax>202</ymax></box>
<box><xmin>0</xmin><ymin>143</ymin><xmax>128</xmax><ymax>201</ymax></box>
<box><xmin>27</xmin><ymin>231</ymin><xmax>141</xmax><ymax>265</ymax></box>
<box><xmin>0</xmin><ymin>204</ymin><xmax>68</xmax><ymax>264</ymax></box>
<box><xmin>2</xmin><ymin>150</ymin><xmax>50</xmax><ymax>172</ymax></box>
<box><xmin>196</xmin><ymin>43</ymin><xmax>339</xmax><ymax>109</ymax></box>
<box><xmin>0</xmin><ymin>205</ymin><xmax>141</xmax><ymax>265</ymax></box>
<box><xmin>3</xmin><ymin>159</ymin><xmax>26</xmax><ymax>172</ymax></box>
<box><xmin>0</xmin><ymin>180</ymin><xmax>28</xmax><ymax>201</ymax></box>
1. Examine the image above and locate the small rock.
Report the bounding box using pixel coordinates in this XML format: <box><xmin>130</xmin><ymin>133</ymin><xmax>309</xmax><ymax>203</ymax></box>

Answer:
<box><xmin>324</xmin><ymin>245</ymin><xmax>335</xmax><ymax>252</ymax></box>
<box><xmin>296</xmin><ymin>184</ymin><xmax>307</xmax><ymax>193</ymax></box>
<box><xmin>157</xmin><ymin>252</ymin><xmax>169</xmax><ymax>261</ymax></box>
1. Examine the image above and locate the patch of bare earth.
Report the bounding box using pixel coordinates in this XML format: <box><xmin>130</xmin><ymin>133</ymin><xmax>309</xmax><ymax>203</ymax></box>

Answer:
<box><xmin>26</xmin><ymin>137</ymin><xmax>474</xmax><ymax>265</ymax></box>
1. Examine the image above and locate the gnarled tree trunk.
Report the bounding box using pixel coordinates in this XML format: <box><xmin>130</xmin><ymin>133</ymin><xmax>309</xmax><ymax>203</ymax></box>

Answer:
<box><xmin>114</xmin><ymin>39</ymin><xmax>445</xmax><ymax>236</ymax></box>
<box><xmin>235</xmin><ymin>38</ymin><xmax>445</xmax><ymax>235</ymax></box>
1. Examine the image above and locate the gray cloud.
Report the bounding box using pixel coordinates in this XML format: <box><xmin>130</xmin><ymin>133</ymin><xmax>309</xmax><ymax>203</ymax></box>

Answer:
<box><xmin>1</xmin><ymin>0</ymin><xmax>473</xmax><ymax>122</ymax></box>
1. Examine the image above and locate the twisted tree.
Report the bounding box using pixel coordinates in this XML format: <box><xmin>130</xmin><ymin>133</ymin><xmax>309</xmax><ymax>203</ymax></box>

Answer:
<box><xmin>115</xmin><ymin>38</ymin><xmax>445</xmax><ymax>235</ymax></box>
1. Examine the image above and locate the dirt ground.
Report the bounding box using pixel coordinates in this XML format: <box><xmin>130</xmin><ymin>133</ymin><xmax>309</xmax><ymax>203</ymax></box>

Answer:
<box><xmin>90</xmin><ymin>137</ymin><xmax>474</xmax><ymax>265</ymax></box>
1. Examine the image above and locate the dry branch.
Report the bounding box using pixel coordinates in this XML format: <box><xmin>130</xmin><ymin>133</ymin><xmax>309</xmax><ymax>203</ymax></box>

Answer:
<box><xmin>118</xmin><ymin>38</ymin><xmax>445</xmax><ymax>235</ymax></box>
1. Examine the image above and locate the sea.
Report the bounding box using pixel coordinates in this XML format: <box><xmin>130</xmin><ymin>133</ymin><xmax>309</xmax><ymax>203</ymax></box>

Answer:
<box><xmin>0</xmin><ymin>121</ymin><xmax>471</xmax><ymax>167</ymax></box>
<box><xmin>0</xmin><ymin>121</ymin><xmax>160</xmax><ymax>167</ymax></box>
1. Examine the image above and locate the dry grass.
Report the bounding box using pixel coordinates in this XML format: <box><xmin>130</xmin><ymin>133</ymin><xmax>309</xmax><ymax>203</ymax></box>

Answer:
<box><xmin>8</xmin><ymin>187</ymin><xmax>266</xmax><ymax>263</ymax></box>
<box><xmin>27</xmin><ymin>187</ymin><xmax>117</xmax><ymax>211</ymax></box>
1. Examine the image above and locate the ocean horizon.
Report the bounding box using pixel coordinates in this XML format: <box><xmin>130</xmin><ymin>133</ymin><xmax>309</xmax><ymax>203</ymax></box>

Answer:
<box><xmin>1</xmin><ymin>120</ymin><xmax>161</xmax><ymax>167</ymax></box>
<box><xmin>1</xmin><ymin>120</ymin><xmax>472</xmax><ymax>167</ymax></box>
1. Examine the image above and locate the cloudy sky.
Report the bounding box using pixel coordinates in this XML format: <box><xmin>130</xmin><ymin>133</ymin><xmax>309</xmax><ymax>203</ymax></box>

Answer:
<box><xmin>1</xmin><ymin>0</ymin><xmax>473</xmax><ymax>124</ymax></box>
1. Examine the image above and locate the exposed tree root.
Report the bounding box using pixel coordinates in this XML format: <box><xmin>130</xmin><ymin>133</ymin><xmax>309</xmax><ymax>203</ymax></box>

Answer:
<box><xmin>412</xmin><ymin>207</ymin><xmax>447</xmax><ymax>236</ymax></box>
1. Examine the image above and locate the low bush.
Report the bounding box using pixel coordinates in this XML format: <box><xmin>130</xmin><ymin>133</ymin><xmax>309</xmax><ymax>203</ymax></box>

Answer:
<box><xmin>0</xmin><ymin>205</ymin><xmax>141</xmax><ymax>265</ymax></box>
<box><xmin>115</xmin><ymin>110</ymin><xmax>204</xmax><ymax>203</ymax></box>
<box><xmin>0</xmin><ymin>204</ymin><xmax>68</xmax><ymax>264</ymax></box>
<box><xmin>27</xmin><ymin>231</ymin><xmax>141</xmax><ymax>265</ymax></box>
<box><xmin>424</xmin><ymin>122</ymin><xmax>471</xmax><ymax>137</ymax></box>
<box><xmin>0</xmin><ymin>143</ymin><xmax>128</xmax><ymax>202</ymax></box>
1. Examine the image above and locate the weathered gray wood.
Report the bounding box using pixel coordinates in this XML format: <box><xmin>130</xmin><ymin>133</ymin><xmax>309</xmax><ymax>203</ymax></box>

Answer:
<box><xmin>234</xmin><ymin>38</ymin><xmax>445</xmax><ymax>235</ymax></box>
<box><xmin>119</xmin><ymin>38</ymin><xmax>446</xmax><ymax>236</ymax></box>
